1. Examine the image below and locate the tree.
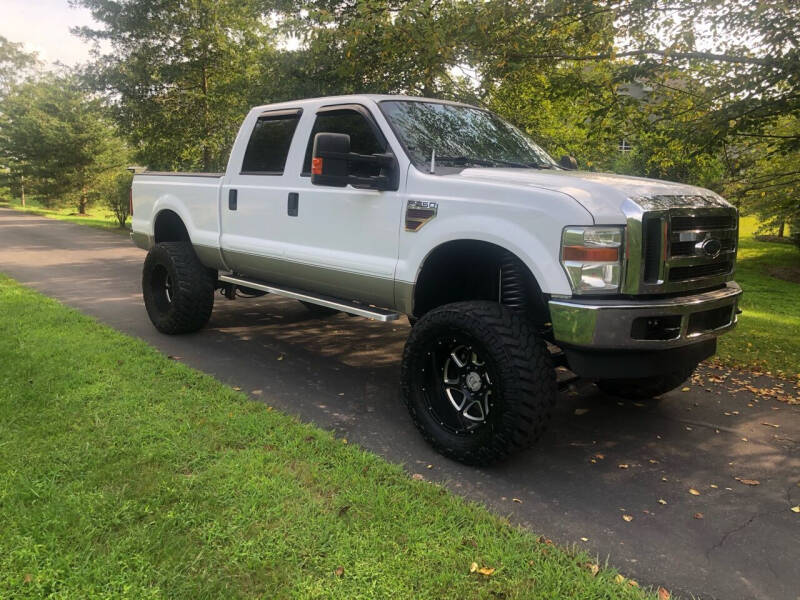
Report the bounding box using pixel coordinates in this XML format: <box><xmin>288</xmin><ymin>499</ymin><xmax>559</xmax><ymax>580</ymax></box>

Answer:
<box><xmin>0</xmin><ymin>36</ymin><xmax>38</xmax><ymax>98</ymax></box>
<box><xmin>0</xmin><ymin>74</ymin><xmax>128</xmax><ymax>213</ymax></box>
<box><xmin>74</xmin><ymin>0</ymin><xmax>282</xmax><ymax>172</ymax></box>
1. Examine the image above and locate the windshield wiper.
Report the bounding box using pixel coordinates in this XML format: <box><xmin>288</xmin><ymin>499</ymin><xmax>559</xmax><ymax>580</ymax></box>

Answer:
<box><xmin>435</xmin><ymin>155</ymin><xmax>498</xmax><ymax>167</ymax></box>
<box><xmin>435</xmin><ymin>155</ymin><xmax>552</xmax><ymax>169</ymax></box>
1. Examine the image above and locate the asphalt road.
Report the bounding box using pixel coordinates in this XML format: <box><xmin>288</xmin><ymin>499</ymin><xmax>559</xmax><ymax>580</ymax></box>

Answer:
<box><xmin>1</xmin><ymin>207</ymin><xmax>798</xmax><ymax>600</ymax></box>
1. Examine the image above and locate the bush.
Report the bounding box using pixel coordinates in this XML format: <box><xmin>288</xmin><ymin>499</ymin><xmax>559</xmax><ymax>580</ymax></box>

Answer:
<box><xmin>104</xmin><ymin>171</ymin><xmax>133</xmax><ymax>228</ymax></box>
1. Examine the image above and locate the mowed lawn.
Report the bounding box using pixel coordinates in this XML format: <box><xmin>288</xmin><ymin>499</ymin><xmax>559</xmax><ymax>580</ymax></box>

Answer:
<box><xmin>0</xmin><ymin>275</ymin><xmax>651</xmax><ymax>599</ymax></box>
<box><xmin>715</xmin><ymin>217</ymin><xmax>800</xmax><ymax>377</ymax></box>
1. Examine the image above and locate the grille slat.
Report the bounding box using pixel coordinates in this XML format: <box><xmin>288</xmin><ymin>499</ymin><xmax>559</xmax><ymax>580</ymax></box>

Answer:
<box><xmin>668</xmin><ymin>261</ymin><xmax>732</xmax><ymax>282</ymax></box>
<box><xmin>671</xmin><ymin>214</ymin><xmax>735</xmax><ymax>231</ymax></box>
<box><xmin>670</xmin><ymin>238</ymin><xmax>736</xmax><ymax>256</ymax></box>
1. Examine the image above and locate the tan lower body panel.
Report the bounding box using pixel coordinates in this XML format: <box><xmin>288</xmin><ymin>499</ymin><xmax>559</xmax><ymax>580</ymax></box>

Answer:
<box><xmin>222</xmin><ymin>249</ymin><xmax>401</xmax><ymax>311</ymax></box>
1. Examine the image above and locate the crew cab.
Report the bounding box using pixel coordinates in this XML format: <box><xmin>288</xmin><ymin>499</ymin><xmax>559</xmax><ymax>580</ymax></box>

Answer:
<box><xmin>131</xmin><ymin>95</ymin><xmax>742</xmax><ymax>464</ymax></box>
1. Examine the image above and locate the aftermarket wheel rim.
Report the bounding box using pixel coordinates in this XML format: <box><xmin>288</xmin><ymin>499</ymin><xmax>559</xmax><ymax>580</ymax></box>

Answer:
<box><xmin>150</xmin><ymin>264</ymin><xmax>173</xmax><ymax>313</ymax></box>
<box><xmin>421</xmin><ymin>334</ymin><xmax>496</xmax><ymax>435</ymax></box>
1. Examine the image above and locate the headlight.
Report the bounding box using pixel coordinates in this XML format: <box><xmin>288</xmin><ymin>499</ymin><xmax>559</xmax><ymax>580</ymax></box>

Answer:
<box><xmin>560</xmin><ymin>226</ymin><xmax>624</xmax><ymax>294</ymax></box>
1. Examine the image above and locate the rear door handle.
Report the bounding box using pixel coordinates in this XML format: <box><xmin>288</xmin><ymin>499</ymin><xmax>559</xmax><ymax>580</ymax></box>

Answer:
<box><xmin>287</xmin><ymin>192</ymin><xmax>299</xmax><ymax>217</ymax></box>
<box><xmin>228</xmin><ymin>189</ymin><xmax>237</xmax><ymax>211</ymax></box>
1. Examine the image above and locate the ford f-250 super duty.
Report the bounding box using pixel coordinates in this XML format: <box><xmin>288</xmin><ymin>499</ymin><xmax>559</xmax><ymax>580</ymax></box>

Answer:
<box><xmin>131</xmin><ymin>95</ymin><xmax>742</xmax><ymax>465</ymax></box>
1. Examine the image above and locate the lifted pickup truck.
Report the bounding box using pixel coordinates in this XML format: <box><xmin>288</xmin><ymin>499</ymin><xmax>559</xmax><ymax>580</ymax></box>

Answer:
<box><xmin>132</xmin><ymin>94</ymin><xmax>741</xmax><ymax>465</ymax></box>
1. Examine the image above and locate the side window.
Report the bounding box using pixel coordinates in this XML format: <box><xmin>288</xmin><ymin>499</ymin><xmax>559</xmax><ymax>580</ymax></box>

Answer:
<box><xmin>241</xmin><ymin>113</ymin><xmax>300</xmax><ymax>174</ymax></box>
<box><xmin>302</xmin><ymin>109</ymin><xmax>385</xmax><ymax>176</ymax></box>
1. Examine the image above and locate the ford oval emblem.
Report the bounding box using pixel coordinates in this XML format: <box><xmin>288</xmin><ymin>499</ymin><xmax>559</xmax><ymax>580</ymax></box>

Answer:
<box><xmin>701</xmin><ymin>238</ymin><xmax>722</xmax><ymax>258</ymax></box>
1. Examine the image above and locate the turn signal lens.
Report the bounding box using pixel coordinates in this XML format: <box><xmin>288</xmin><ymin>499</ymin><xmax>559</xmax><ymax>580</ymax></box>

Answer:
<box><xmin>562</xmin><ymin>246</ymin><xmax>619</xmax><ymax>262</ymax></box>
<box><xmin>311</xmin><ymin>157</ymin><xmax>323</xmax><ymax>175</ymax></box>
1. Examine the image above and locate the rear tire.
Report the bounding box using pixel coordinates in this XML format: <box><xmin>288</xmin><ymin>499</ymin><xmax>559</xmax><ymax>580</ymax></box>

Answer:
<box><xmin>401</xmin><ymin>301</ymin><xmax>557</xmax><ymax>465</ymax></box>
<box><xmin>299</xmin><ymin>300</ymin><xmax>340</xmax><ymax>316</ymax></box>
<box><xmin>596</xmin><ymin>368</ymin><xmax>696</xmax><ymax>400</ymax></box>
<box><xmin>142</xmin><ymin>242</ymin><xmax>214</xmax><ymax>334</ymax></box>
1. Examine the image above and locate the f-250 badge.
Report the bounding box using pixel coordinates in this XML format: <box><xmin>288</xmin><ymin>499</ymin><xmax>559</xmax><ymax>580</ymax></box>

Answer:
<box><xmin>405</xmin><ymin>200</ymin><xmax>438</xmax><ymax>232</ymax></box>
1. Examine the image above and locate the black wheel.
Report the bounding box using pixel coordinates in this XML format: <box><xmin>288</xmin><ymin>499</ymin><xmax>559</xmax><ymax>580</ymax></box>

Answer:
<box><xmin>299</xmin><ymin>300</ymin><xmax>340</xmax><ymax>316</ymax></box>
<box><xmin>142</xmin><ymin>242</ymin><xmax>214</xmax><ymax>334</ymax></box>
<box><xmin>401</xmin><ymin>301</ymin><xmax>557</xmax><ymax>465</ymax></box>
<box><xmin>596</xmin><ymin>368</ymin><xmax>696</xmax><ymax>400</ymax></box>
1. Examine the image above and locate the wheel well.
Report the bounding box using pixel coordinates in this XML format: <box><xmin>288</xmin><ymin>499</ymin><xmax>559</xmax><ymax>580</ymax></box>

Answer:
<box><xmin>413</xmin><ymin>240</ymin><xmax>549</xmax><ymax>325</ymax></box>
<box><xmin>154</xmin><ymin>210</ymin><xmax>190</xmax><ymax>244</ymax></box>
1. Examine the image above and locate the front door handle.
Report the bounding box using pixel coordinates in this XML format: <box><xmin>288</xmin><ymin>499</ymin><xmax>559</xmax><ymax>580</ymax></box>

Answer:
<box><xmin>287</xmin><ymin>192</ymin><xmax>299</xmax><ymax>217</ymax></box>
<box><xmin>228</xmin><ymin>189</ymin><xmax>237</xmax><ymax>211</ymax></box>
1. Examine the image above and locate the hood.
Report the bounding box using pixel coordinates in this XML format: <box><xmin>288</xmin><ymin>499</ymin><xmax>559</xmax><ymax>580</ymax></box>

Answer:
<box><xmin>449</xmin><ymin>168</ymin><xmax>726</xmax><ymax>223</ymax></box>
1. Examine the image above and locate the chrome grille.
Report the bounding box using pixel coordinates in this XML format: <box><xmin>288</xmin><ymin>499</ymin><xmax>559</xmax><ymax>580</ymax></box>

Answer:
<box><xmin>622</xmin><ymin>197</ymin><xmax>738</xmax><ymax>294</ymax></box>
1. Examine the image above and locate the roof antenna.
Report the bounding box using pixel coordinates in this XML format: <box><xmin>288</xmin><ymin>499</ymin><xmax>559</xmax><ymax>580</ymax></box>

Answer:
<box><xmin>429</xmin><ymin>148</ymin><xmax>436</xmax><ymax>174</ymax></box>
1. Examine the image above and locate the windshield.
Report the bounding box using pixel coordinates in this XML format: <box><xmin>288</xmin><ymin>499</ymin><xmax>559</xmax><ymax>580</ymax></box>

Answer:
<box><xmin>379</xmin><ymin>100</ymin><xmax>558</xmax><ymax>170</ymax></box>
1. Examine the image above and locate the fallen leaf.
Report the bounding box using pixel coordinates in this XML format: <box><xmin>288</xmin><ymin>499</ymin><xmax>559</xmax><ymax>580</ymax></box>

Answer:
<box><xmin>586</xmin><ymin>562</ymin><xmax>599</xmax><ymax>576</ymax></box>
<box><xmin>622</xmin><ymin>514</ymin><xmax>633</xmax><ymax>522</ymax></box>
<box><xmin>580</xmin><ymin>537</ymin><xmax>589</xmax><ymax>542</ymax></box>
<box><xmin>661</xmin><ymin>476</ymin><xmax>669</xmax><ymax>482</ymax></box>
<box><xmin>334</xmin><ymin>566</ymin><xmax>344</xmax><ymax>577</ymax></box>
<box><xmin>681</xmin><ymin>387</ymin><xmax>690</xmax><ymax>392</ymax></box>
<box><xmin>710</xmin><ymin>484</ymin><xmax>718</xmax><ymax>489</ymax></box>
<box><xmin>232</xmin><ymin>386</ymin><xmax>242</xmax><ymax>391</ymax></box>
<box><xmin>593</xmin><ymin>453</ymin><xmax>605</xmax><ymax>460</ymax></box>
<box><xmin>761</xmin><ymin>422</ymin><xmax>779</xmax><ymax>428</ymax></box>
<box><xmin>469</xmin><ymin>562</ymin><xmax>479</xmax><ymax>573</ymax></box>
<box><xmin>688</xmin><ymin>488</ymin><xmax>701</xmax><ymax>495</ymax></box>
<box><xmin>694</xmin><ymin>512</ymin><xmax>704</xmax><ymax>519</ymax></box>
<box><xmin>23</xmin><ymin>574</ymin><xmax>32</xmax><ymax>584</ymax></box>
<box><xmin>628</xmin><ymin>580</ymin><xmax>640</xmax><ymax>587</ymax></box>
<box><xmin>337</xmin><ymin>505</ymin><xmax>350</xmax><ymax>517</ymax></box>
<box><xmin>251</xmin><ymin>389</ymin><xmax>262</xmax><ymax>395</ymax></box>
<box><xmin>477</xmin><ymin>567</ymin><xmax>495</xmax><ymax>576</ymax></box>
<box><xmin>412</xmin><ymin>473</ymin><xmax>424</xmax><ymax>481</ymax></box>
<box><xmin>512</xmin><ymin>498</ymin><xmax>522</xmax><ymax>504</ymax></box>
<box><xmin>167</xmin><ymin>355</ymin><xmax>182</xmax><ymax>360</ymax></box>
<box><xmin>427</xmin><ymin>464</ymin><xmax>433</xmax><ymax>469</ymax></box>
<box><xmin>615</xmin><ymin>574</ymin><xmax>627</xmax><ymax>584</ymax></box>
<box><xmin>574</xmin><ymin>408</ymin><xmax>590</xmax><ymax>416</ymax></box>
<box><xmin>618</xmin><ymin>464</ymin><xmax>629</xmax><ymax>469</ymax></box>
<box><xmin>648</xmin><ymin>459</ymin><xmax>659</xmax><ymax>464</ymax></box>
<box><xmin>658</xmin><ymin>499</ymin><xmax>667</xmax><ymax>505</ymax></box>
<box><xmin>734</xmin><ymin>477</ymin><xmax>760</xmax><ymax>486</ymax></box>
<box><xmin>658</xmin><ymin>586</ymin><xmax>671</xmax><ymax>600</ymax></box>
<box><xmin>277</xmin><ymin>354</ymin><xmax>284</xmax><ymax>361</ymax></box>
<box><xmin>791</xmin><ymin>506</ymin><xmax>800</xmax><ymax>513</ymax></box>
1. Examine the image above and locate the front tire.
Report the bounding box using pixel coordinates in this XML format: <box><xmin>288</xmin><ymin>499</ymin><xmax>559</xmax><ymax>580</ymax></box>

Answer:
<box><xmin>401</xmin><ymin>301</ymin><xmax>557</xmax><ymax>465</ymax></box>
<box><xmin>142</xmin><ymin>242</ymin><xmax>214</xmax><ymax>334</ymax></box>
<box><xmin>596</xmin><ymin>368</ymin><xmax>696</xmax><ymax>400</ymax></box>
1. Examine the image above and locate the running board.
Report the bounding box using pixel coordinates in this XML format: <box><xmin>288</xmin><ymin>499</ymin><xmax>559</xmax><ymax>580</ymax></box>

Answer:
<box><xmin>217</xmin><ymin>274</ymin><xmax>402</xmax><ymax>322</ymax></box>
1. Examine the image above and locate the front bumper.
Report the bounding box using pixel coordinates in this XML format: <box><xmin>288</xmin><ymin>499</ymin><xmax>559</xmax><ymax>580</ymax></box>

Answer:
<box><xmin>549</xmin><ymin>281</ymin><xmax>742</xmax><ymax>351</ymax></box>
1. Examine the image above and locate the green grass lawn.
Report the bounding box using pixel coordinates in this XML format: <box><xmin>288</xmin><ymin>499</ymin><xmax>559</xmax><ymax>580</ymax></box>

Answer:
<box><xmin>0</xmin><ymin>275</ymin><xmax>651</xmax><ymax>599</ymax></box>
<box><xmin>715</xmin><ymin>217</ymin><xmax>800</xmax><ymax>378</ymax></box>
<box><xmin>0</xmin><ymin>198</ymin><xmax>128</xmax><ymax>233</ymax></box>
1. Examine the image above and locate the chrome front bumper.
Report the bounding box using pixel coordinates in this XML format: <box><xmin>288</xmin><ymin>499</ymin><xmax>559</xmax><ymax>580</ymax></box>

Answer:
<box><xmin>549</xmin><ymin>282</ymin><xmax>742</xmax><ymax>350</ymax></box>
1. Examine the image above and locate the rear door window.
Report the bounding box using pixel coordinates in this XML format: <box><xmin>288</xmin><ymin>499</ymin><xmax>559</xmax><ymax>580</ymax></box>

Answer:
<box><xmin>241</xmin><ymin>112</ymin><xmax>301</xmax><ymax>174</ymax></box>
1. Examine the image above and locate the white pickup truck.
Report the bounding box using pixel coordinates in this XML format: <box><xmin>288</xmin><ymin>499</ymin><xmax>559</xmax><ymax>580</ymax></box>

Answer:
<box><xmin>131</xmin><ymin>94</ymin><xmax>742</xmax><ymax>464</ymax></box>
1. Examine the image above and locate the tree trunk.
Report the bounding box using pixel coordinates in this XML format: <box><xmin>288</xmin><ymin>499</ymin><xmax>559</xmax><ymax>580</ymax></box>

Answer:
<box><xmin>778</xmin><ymin>220</ymin><xmax>785</xmax><ymax>238</ymax></box>
<box><xmin>20</xmin><ymin>176</ymin><xmax>25</xmax><ymax>208</ymax></box>
<box><xmin>79</xmin><ymin>187</ymin><xmax>88</xmax><ymax>215</ymax></box>
<box><xmin>201</xmin><ymin>63</ymin><xmax>211</xmax><ymax>172</ymax></box>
